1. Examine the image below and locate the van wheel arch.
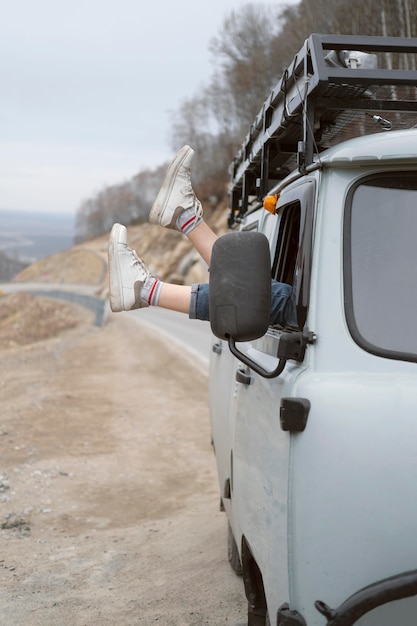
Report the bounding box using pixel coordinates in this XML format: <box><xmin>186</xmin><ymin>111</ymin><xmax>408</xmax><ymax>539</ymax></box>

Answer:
<box><xmin>241</xmin><ymin>536</ymin><xmax>269</xmax><ymax>625</ymax></box>
<box><xmin>227</xmin><ymin>523</ymin><xmax>243</xmax><ymax>576</ymax></box>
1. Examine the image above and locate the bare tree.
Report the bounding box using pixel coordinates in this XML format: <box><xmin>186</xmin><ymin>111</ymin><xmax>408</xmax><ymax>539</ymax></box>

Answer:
<box><xmin>75</xmin><ymin>0</ymin><xmax>417</xmax><ymax>241</ymax></box>
<box><xmin>209</xmin><ymin>3</ymin><xmax>286</xmax><ymax>132</ymax></box>
<box><xmin>287</xmin><ymin>0</ymin><xmax>417</xmax><ymax>41</ymax></box>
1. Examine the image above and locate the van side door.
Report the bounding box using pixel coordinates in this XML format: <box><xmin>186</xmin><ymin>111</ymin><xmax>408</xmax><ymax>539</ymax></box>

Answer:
<box><xmin>230</xmin><ymin>178</ymin><xmax>315</xmax><ymax>613</ymax></box>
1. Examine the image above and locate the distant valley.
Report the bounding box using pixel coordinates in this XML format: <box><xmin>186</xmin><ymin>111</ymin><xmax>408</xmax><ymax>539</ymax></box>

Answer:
<box><xmin>0</xmin><ymin>209</ymin><xmax>74</xmax><ymax>263</ymax></box>
<box><xmin>0</xmin><ymin>209</ymin><xmax>75</xmax><ymax>281</ymax></box>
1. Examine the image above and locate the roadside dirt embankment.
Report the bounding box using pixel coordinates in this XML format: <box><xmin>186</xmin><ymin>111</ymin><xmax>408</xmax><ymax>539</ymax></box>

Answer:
<box><xmin>0</xmin><ymin>209</ymin><xmax>246</xmax><ymax>625</ymax></box>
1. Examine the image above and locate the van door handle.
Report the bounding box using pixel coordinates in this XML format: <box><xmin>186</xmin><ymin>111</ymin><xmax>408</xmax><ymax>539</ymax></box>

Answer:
<box><xmin>236</xmin><ymin>367</ymin><xmax>252</xmax><ymax>385</ymax></box>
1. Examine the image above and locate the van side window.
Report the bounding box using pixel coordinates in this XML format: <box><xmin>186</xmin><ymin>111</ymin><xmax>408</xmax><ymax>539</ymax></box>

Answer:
<box><xmin>272</xmin><ymin>203</ymin><xmax>300</xmax><ymax>286</ymax></box>
<box><xmin>344</xmin><ymin>172</ymin><xmax>417</xmax><ymax>362</ymax></box>
<box><xmin>271</xmin><ymin>181</ymin><xmax>315</xmax><ymax>331</ymax></box>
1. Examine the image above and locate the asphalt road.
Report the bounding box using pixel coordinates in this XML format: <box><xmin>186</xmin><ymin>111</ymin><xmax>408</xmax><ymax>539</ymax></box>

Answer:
<box><xmin>131</xmin><ymin>306</ymin><xmax>213</xmax><ymax>371</ymax></box>
<box><xmin>0</xmin><ymin>281</ymin><xmax>98</xmax><ymax>295</ymax></box>
<box><xmin>0</xmin><ymin>283</ymin><xmax>214</xmax><ymax>369</ymax></box>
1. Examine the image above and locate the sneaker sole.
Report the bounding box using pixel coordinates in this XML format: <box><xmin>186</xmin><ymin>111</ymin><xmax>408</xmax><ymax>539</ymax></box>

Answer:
<box><xmin>148</xmin><ymin>145</ymin><xmax>193</xmax><ymax>227</ymax></box>
<box><xmin>108</xmin><ymin>223</ymin><xmax>124</xmax><ymax>312</ymax></box>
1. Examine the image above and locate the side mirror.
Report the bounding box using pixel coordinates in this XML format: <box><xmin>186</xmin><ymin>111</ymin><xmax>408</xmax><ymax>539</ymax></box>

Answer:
<box><xmin>209</xmin><ymin>231</ymin><xmax>316</xmax><ymax>379</ymax></box>
<box><xmin>209</xmin><ymin>231</ymin><xmax>271</xmax><ymax>342</ymax></box>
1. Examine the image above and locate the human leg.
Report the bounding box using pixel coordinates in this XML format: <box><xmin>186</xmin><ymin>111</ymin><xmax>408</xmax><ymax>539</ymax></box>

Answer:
<box><xmin>108</xmin><ymin>225</ymin><xmax>294</xmax><ymax>326</ymax></box>
<box><xmin>109</xmin><ymin>146</ymin><xmax>295</xmax><ymax>325</ymax></box>
<box><xmin>108</xmin><ymin>222</ymin><xmax>193</xmax><ymax>314</ymax></box>
<box><xmin>149</xmin><ymin>145</ymin><xmax>218</xmax><ymax>266</ymax></box>
<box><xmin>158</xmin><ymin>283</ymin><xmax>192</xmax><ymax>314</ymax></box>
<box><xmin>270</xmin><ymin>280</ymin><xmax>293</xmax><ymax>327</ymax></box>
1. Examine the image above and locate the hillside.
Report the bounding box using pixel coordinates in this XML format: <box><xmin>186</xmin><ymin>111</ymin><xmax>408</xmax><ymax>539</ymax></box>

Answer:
<box><xmin>0</xmin><ymin>203</ymin><xmax>229</xmax><ymax>350</ymax></box>
<box><xmin>0</xmin><ymin>250</ymin><xmax>28</xmax><ymax>281</ymax></box>
<box><xmin>14</xmin><ymin>201</ymin><xmax>229</xmax><ymax>291</ymax></box>
<box><xmin>0</xmin><ymin>201</ymin><xmax>246</xmax><ymax>625</ymax></box>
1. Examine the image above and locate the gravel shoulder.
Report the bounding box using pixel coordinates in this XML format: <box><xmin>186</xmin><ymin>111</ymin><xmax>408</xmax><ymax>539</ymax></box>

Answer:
<box><xmin>0</xmin><ymin>303</ymin><xmax>246</xmax><ymax>625</ymax></box>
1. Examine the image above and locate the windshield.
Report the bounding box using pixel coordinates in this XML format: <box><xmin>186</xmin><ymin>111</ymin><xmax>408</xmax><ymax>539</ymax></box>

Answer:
<box><xmin>344</xmin><ymin>173</ymin><xmax>417</xmax><ymax>362</ymax></box>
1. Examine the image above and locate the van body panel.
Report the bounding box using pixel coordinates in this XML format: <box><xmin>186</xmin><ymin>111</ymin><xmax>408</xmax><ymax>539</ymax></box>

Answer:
<box><xmin>209</xmin><ymin>35</ymin><xmax>417</xmax><ymax>625</ymax></box>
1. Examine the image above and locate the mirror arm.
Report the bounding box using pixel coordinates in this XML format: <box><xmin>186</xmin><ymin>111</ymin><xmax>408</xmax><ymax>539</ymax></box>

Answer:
<box><xmin>227</xmin><ymin>327</ymin><xmax>316</xmax><ymax>380</ymax></box>
<box><xmin>227</xmin><ymin>336</ymin><xmax>287</xmax><ymax>379</ymax></box>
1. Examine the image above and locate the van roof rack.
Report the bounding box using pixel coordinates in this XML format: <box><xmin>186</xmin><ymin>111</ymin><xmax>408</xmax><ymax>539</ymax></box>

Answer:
<box><xmin>229</xmin><ymin>34</ymin><xmax>417</xmax><ymax>225</ymax></box>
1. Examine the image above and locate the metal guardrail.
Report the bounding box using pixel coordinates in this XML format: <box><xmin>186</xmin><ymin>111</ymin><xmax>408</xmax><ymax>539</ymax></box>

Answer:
<box><xmin>31</xmin><ymin>289</ymin><xmax>108</xmax><ymax>326</ymax></box>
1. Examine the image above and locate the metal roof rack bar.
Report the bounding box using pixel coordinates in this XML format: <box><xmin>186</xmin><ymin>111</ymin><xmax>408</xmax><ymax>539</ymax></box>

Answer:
<box><xmin>229</xmin><ymin>34</ymin><xmax>417</xmax><ymax>224</ymax></box>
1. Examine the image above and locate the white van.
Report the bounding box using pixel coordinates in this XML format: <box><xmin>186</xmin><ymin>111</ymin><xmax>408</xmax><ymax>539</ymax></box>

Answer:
<box><xmin>208</xmin><ymin>34</ymin><xmax>417</xmax><ymax>626</ymax></box>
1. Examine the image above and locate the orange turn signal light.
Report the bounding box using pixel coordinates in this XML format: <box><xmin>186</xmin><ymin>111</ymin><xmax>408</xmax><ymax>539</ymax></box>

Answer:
<box><xmin>263</xmin><ymin>194</ymin><xmax>279</xmax><ymax>214</ymax></box>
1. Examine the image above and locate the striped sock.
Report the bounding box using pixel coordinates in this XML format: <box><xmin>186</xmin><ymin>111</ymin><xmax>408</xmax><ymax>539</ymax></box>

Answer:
<box><xmin>176</xmin><ymin>207</ymin><xmax>203</xmax><ymax>235</ymax></box>
<box><xmin>141</xmin><ymin>276</ymin><xmax>163</xmax><ymax>306</ymax></box>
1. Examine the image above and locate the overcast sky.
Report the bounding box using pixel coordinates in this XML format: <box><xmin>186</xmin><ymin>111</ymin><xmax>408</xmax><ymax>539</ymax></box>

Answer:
<box><xmin>1</xmin><ymin>0</ymin><xmax>298</xmax><ymax>215</ymax></box>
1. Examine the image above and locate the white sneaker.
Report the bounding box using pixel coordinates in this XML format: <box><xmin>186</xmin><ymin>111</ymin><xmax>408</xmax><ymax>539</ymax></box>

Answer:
<box><xmin>108</xmin><ymin>223</ymin><xmax>150</xmax><ymax>312</ymax></box>
<box><xmin>148</xmin><ymin>145</ymin><xmax>203</xmax><ymax>231</ymax></box>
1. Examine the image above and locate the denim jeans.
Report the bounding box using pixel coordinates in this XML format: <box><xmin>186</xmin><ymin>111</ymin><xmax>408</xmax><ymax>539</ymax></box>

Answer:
<box><xmin>189</xmin><ymin>280</ymin><xmax>293</xmax><ymax>327</ymax></box>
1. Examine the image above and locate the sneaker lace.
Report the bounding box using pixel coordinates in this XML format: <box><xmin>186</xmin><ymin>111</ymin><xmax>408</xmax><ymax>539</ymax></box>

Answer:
<box><xmin>181</xmin><ymin>168</ymin><xmax>203</xmax><ymax>217</ymax></box>
<box><xmin>129</xmin><ymin>248</ymin><xmax>144</xmax><ymax>269</ymax></box>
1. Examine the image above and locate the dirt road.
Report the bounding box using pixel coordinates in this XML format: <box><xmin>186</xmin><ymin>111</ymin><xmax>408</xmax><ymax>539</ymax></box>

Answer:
<box><xmin>0</xmin><ymin>307</ymin><xmax>246</xmax><ymax>625</ymax></box>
